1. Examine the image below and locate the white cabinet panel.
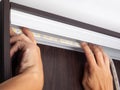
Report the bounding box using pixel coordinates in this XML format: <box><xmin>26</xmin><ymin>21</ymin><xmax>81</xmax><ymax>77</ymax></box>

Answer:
<box><xmin>10</xmin><ymin>0</ymin><xmax>120</xmax><ymax>33</ymax></box>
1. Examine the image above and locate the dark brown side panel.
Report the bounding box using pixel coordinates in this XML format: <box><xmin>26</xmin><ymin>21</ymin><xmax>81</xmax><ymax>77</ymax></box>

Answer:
<box><xmin>0</xmin><ymin>0</ymin><xmax>11</xmax><ymax>83</ymax></box>
<box><xmin>113</xmin><ymin>60</ymin><xmax>120</xmax><ymax>84</ymax></box>
<box><xmin>39</xmin><ymin>44</ymin><xmax>120</xmax><ymax>90</ymax></box>
<box><xmin>39</xmin><ymin>44</ymin><xmax>86</xmax><ymax>90</ymax></box>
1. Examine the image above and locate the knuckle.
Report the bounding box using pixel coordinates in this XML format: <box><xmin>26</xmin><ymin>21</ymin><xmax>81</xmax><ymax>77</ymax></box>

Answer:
<box><xmin>95</xmin><ymin>49</ymin><xmax>101</xmax><ymax>55</ymax></box>
<box><xmin>16</xmin><ymin>40</ymin><xmax>21</xmax><ymax>44</ymax></box>
<box><xmin>86</xmin><ymin>53</ymin><xmax>92</xmax><ymax>57</ymax></box>
<box><xmin>16</xmin><ymin>41</ymin><xmax>22</xmax><ymax>48</ymax></box>
<box><xmin>27</xmin><ymin>44</ymin><xmax>38</xmax><ymax>50</ymax></box>
<box><xmin>19</xmin><ymin>34</ymin><xmax>25</xmax><ymax>39</ymax></box>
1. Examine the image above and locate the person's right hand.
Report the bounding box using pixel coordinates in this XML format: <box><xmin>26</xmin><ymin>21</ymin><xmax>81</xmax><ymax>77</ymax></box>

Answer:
<box><xmin>8</xmin><ymin>27</ymin><xmax>44</xmax><ymax>90</ymax></box>
<box><xmin>81</xmin><ymin>42</ymin><xmax>113</xmax><ymax>90</ymax></box>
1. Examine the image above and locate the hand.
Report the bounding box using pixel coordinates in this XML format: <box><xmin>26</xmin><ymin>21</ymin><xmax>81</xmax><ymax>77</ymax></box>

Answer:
<box><xmin>1</xmin><ymin>27</ymin><xmax>44</xmax><ymax>90</ymax></box>
<box><xmin>81</xmin><ymin>42</ymin><xmax>113</xmax><ymax>90</ymax></box>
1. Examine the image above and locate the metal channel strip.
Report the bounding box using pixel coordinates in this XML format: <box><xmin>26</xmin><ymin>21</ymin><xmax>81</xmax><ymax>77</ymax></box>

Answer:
<box><xmin>11</xmin><ymin>26</ymin><xmax>120</xmax><ymax>90</ymax></box>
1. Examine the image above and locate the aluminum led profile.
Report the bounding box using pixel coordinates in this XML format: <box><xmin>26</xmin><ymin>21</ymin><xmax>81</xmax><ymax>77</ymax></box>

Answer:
<box><xmin>11</xmin><ymin>26</ymin><xmax>81</xmax><ymax>52</ymax></box>
<box><xmin>11</xmin><ymin>9</ymin><xmax>120</xmax><ymax>60</ymax></box>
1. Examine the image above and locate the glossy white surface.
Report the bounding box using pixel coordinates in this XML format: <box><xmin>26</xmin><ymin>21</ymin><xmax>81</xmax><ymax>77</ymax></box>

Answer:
<box><xmin>10</xmin><ymin>0</ymin><xmax>120</xmax><ymax>33</ymax></box>
<box><xmin>11</xmin><ymin>9</ymin><xmax>120</xmax><ymax>50</ymax></box>
<box><xmin>11</xmin><ymin>9</ymin><xmax>120</xmax><ymax>60</ymax></box>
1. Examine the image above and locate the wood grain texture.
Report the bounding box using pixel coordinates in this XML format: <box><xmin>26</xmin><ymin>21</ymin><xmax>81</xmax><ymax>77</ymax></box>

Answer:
<box><xmin>0</xmin><ymin>0</ymin><xmax>11</xmax><ymax>83</ymax></box>
<box><xmin>113</xmin><ymin>60</ymin><xmax>120</xmax><ymax>84</ymax></box>
<box><xmin>38</xmin><ymin>44</ymin><xmax>120</xmax><ymax>90</ymax></box>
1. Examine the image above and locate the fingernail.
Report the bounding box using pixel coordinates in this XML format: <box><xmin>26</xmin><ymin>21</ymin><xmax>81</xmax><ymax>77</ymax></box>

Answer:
<box><xmin>21</xmin><ymin>27</ymin><xmax>28</xmax><ymax>30</ymax></box>
<box><xmin>88</xmin><ymin>43</ymin><xmax>93</xmax><ymax>47</ymax></box>
<box><xmin>80</xmin><ymin>42</ymin><xmax>87</xmax><ymax>47</ymax></box>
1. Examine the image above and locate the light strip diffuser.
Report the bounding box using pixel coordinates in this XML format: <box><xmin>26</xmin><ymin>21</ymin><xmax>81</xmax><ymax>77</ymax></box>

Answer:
<box><xmin>11</xmin><ymin>26</ymin><xmax>120</xmax><ymax>61</ymax></box>
<box><xmin>11</xmin><ymin>26</ymin><xmax>81</xmax><ymax>52</ymax></box>
<box><xmin>11</xmin><ymin>9</ymin><xmax>120</xmax><ymax>60</ymax></box>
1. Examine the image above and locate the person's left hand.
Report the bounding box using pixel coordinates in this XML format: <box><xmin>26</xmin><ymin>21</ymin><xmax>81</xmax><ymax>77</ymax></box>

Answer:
<box><xmin>81</xmin><ymin>42</ymin><xmax>113</xmax><ymax>90</ymax></box>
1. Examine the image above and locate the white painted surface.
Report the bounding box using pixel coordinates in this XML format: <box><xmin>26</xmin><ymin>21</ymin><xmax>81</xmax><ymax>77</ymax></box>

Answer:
<box><xmin>10</xmin><ymin>0</ymin><xmax>120</xmax><ymax>33</ymax></box>
<box><xmin>11</xmin><ymin>9</ymin><xmax>120</xmax><ymax>51</ymax></box>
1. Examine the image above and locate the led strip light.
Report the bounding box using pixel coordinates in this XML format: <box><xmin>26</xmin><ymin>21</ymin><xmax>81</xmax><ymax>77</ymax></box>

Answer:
<box><xmin>11</xmin><ymin>9</ymin><xmax>120</xmax><ymax>60</ymax></box>
<box><xmin>11</xmin><ymin>26</ymin><xmax>120</xmax><ymax>90</ymax></box>
<box><xmin>11</xmin><ymin>26</ymin><xmax>82</xmax><ymax>52</ymax></box>
<box><xmin>11</xmin><ymin>25</ymin><xmax>120</xmax><ymax>61</ymax></box>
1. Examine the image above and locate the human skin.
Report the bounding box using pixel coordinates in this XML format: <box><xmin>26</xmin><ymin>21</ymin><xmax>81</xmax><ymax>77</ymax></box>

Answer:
<box><xmin>81</xmin><ymin>42</ymin><xmax>113</xmax><ymax>90</ymax></box>
<box><xmin>0</xmin><ymin>28</ymin><xmax>44</xmax><ymax>90</ymax></box>
<box><xmin>0</xmin><ymin>28</ymin><xmax>113</xmax><ymax>90</ymax></box>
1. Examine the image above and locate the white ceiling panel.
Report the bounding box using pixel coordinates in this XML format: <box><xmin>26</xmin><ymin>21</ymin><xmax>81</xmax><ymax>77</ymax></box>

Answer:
<box><xmin>10</xmin><ymin>0</ymin><xmax>120</xmax><ymax>33</ymax></box>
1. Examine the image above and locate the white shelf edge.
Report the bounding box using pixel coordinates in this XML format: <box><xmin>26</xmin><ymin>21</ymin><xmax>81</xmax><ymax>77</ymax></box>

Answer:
<box><xmin>11</xmin><ymin>9</ymin><xmax>120</xmax><ymax>60</ymax></box>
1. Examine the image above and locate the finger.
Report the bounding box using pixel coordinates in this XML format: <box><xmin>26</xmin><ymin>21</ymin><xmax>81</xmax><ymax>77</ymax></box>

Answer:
<box><xmin>80</xmin><ymin>42</ymin><xmax>96</xmax><ymax>67</ymax></box>
<box><xmin>84</xmin><ymin>63</ymin><xmax>89</xmax><ymax>74</ymax></box>
<box><xmin>10</xmin><ymin>34</ymin><xmax>30</xmax><ymax>44</ymax></box>
<box><xmin>10</xmin><ymin>27</ymin><xmax>17</xmax><ymax>37</ymax></box>
<box><xmin>88</xmin><ymin>44</ymin><xmax>104</xmax><ymax>67</ymax></box>
<box><xmin>82</xmin><ymin>63</ymin><xmax>89</xmax><ymax>90</ymax></box>
<box><xmin>98</xmin><ymin>46</ymin><xmax>110</xmax><ymax>68</ymax></box>
<box><xmin>21</xmin><ymin>27</ymin><xmax>36</xmax><ymax>44</ymax></box>
<box><xmin>10</xmin><ymin>41</ymin><xmax>24</xmax><ymax>58</ymax></box>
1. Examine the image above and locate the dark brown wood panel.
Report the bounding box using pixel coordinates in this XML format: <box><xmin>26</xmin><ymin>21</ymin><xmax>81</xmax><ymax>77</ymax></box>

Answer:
<box><xmin>39</xmin><ymin>44</ymin><xmax>120</xmax><ymax>90</ymax></box>
<box><xmin>39</xmin><ymin>44</ymin><xmax>86</xmax><ymax>90</ymax></box>
<box><xmin>113</xmin><ymin>60</ymin><xmax>120</xmax><ymax>84</ymax></box>
<box><xmin>0</xmin><ymin>0</ymin><xmax>11</xmax><ymax>83</ymax></box>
